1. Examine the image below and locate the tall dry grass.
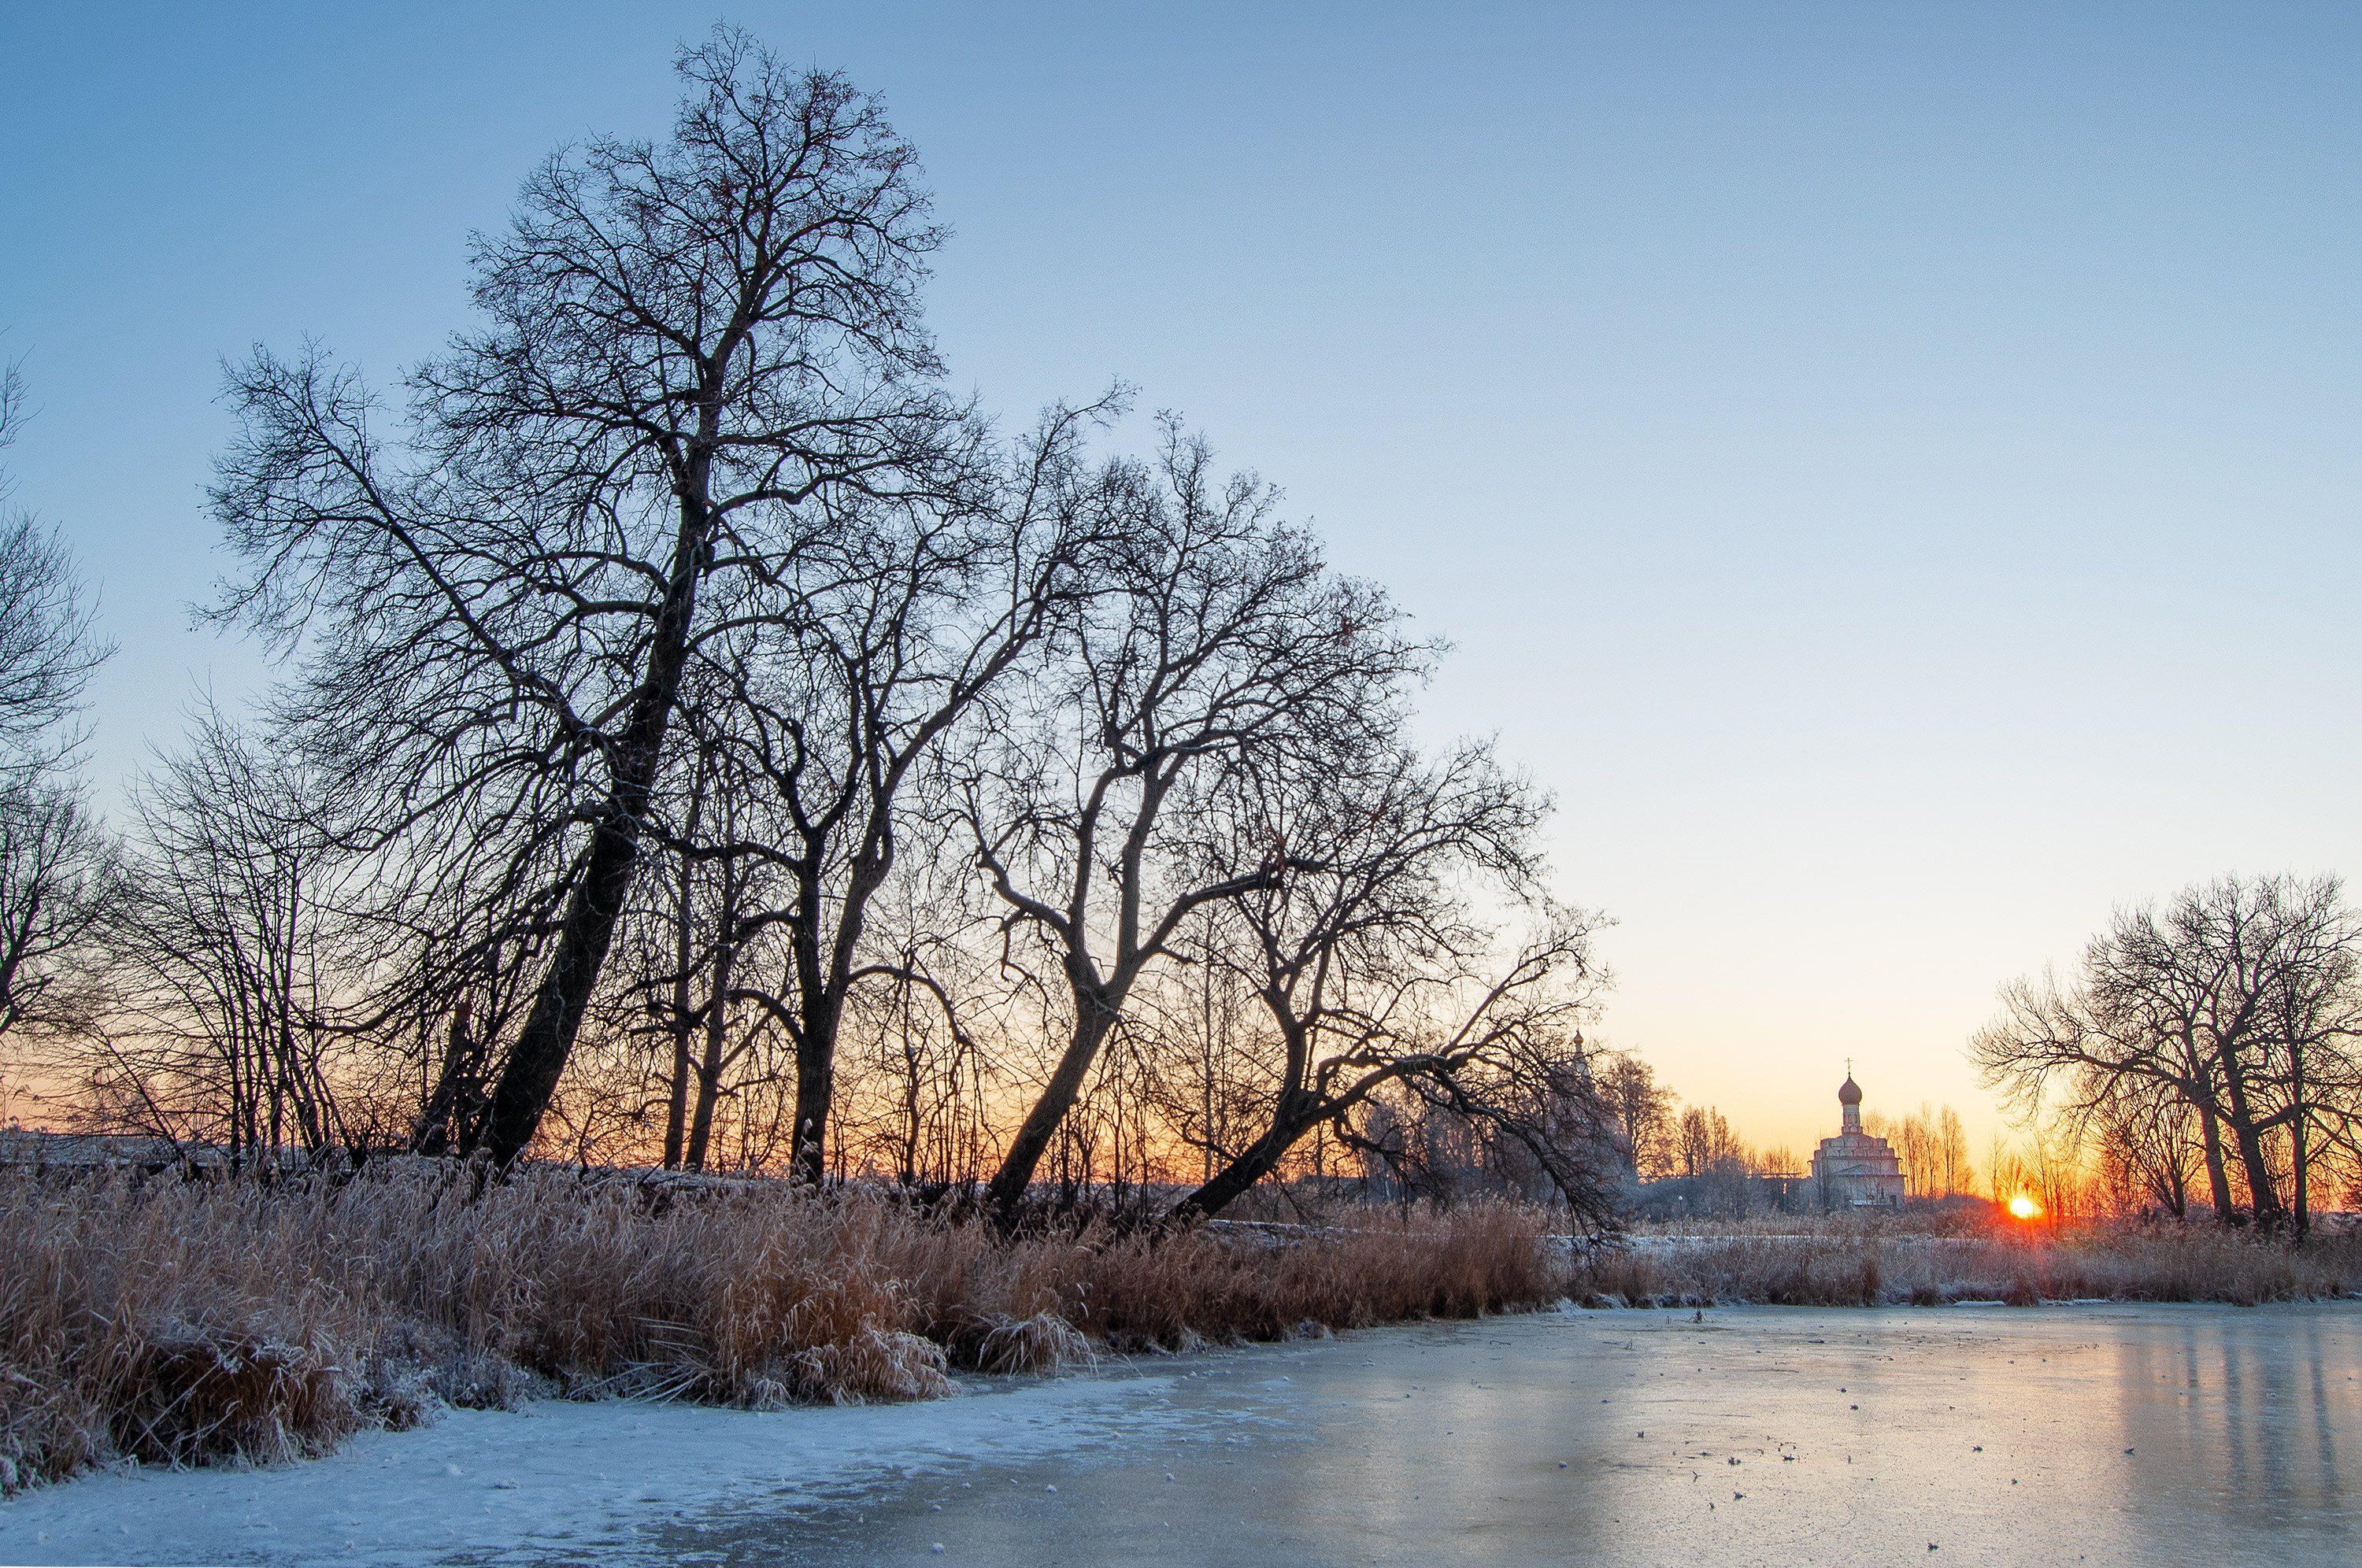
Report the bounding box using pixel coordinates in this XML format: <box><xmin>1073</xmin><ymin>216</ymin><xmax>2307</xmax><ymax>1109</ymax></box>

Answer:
<box><xmin>1577</xmin><ymin>1224</ymin><xmax>2362</xmax><ymax>1309</ymax></box>
<box><xmin>0</xmin><ymin>1164</ymin><xmax>1560</xmax><ymax>1495</ymax></box>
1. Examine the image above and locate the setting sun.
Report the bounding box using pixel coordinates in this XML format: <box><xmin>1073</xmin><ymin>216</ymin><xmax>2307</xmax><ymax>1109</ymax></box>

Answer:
<box><xmin>2008</xmin><ymin>1194</ymin><xmax>2043</xmax><ymax>1221</ymax></box>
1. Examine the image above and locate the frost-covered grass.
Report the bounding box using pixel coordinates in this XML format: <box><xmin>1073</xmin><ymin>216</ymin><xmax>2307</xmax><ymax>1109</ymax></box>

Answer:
<box><xmin>1575</xmin><ymin>1221</ymin><xmax>2362</xmax><ymax>1308</ymax></box>
<box><xmin>0</xmin><ymin>1164</ymin><xmax>1559</xmax><ymax>1495</ymax></box>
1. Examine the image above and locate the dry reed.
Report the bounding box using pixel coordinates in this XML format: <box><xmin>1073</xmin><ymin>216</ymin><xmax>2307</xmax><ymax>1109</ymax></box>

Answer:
<box><xmin>0</xmin><ymin>1164</ymin><xmax>1559</xmax><ymax>1494</ymax></box>
<box><xmin>1576</xmin><ymin>1223</ymin><xmax>2362</xmax><ymax>1309</ymax></box>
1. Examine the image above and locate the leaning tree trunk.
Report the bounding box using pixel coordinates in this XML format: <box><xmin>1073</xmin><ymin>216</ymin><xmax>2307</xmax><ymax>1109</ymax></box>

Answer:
<box><xmin>986</xmin><ymin>995</ymin><xmax>1123</xmax><ymax>1223</ymax></box>
<box><xmin>476</xmin><ymin>499</ymin><xmax>710</xmax><ymax>1166</ymax></box>
<box><xmin>2215</xmin><ymin>1054</ymin><xmax>2285</xmax><ymax>1226</ymax></box>
<box><xmin>411</xmin><ymin>1000</ymin><xmax>479</xmax><ymax>1155</ymax></box>
<box><xmin>1169</xmin><ymin>1090</ymin><xmax>1323</xmax><ymax>1224</ymax></box>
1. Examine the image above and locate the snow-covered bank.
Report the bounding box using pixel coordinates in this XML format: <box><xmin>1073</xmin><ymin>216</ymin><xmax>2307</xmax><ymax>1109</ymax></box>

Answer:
<box><xmin>0</xmin><ymin>1367</ymin><xmax>1196</xmax><ymax>1566</ymax></box>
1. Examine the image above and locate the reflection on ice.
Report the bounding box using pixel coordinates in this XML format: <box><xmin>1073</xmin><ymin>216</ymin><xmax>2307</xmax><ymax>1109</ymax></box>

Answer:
<box><xmin>708</xmin><ymin>1303</ymin><xmax>2362</xmax><ymax>1567</ymax></box>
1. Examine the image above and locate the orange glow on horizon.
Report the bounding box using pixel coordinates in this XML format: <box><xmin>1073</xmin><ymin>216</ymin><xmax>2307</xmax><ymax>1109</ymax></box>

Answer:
<box><xmin>2007</xmin><ymin>1193</ymin><xmax>2042</xmax><ymax>1221</ymax></box>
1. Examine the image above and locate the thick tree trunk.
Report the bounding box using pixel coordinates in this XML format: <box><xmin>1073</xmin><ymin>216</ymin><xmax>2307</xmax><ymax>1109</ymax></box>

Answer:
<box><xmin>2216</xmin><ymin>1054</ymin><xmax>2284</xmax><ymax>1225</ymax></box>
<box><xmin>787</xmin><ymin>985</ymin><xmax>842</xmax><ymax>1186</ymax></box>
<box><xmin>1170</xmin><ymin>1091</ymin><xmax>1322</xmax><ymax>1223</ymax></box>
<box><xmin>477</xmin><ymin>499</ymin><xmax>709</xmax><ymax>1166</ymax></box>
<box><xmin>478</xmin><ymin>808</ymin><xmax>654</xmax><ymax>1163</ymax></box>
<box><xmin>2228</xmin><ymin>1118</ymin><xmax>2283</xmax><ymax>1225</ymax></box>
<box><xmin>783</xmin><ymin>831</ymin><xmax>901</xmax><ymax>1185</ymax></box>
<box><xmin>683</xmin><ymin>1066</ymin><xmax>720</xmax><ymax>1171</ymax></box>
<box><xmin>411</xmin><ymin>1000</ymin><xmax>476</xmax><ymax>1155</ymax></box>
<box><xmin>2195</xmin><ymin>1100</ymin><xmax>2236</xmax><ymax>1221</ymax></box>
<box><xmin>986</xmin><ymin>999</ymin><xmax>1120</xmax><ymax>1222</ymax></box>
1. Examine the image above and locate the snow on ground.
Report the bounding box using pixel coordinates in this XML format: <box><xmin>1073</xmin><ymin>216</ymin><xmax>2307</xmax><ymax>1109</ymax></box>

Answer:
<box><xmin>0</xmin><ymin>1366</ymin><xmax>1195</xmax><ymax>1566</ymax></box>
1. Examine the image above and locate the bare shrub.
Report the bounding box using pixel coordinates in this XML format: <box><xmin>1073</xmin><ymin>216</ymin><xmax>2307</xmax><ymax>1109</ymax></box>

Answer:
<box><xmin>111</xmin><ymin>1330</ymin><xmax>350</xmax><ymax>1466</ymax></box>
<box><xmin>966</xmin><ymin>1312</ymin><xmax>1094</xmax><ymax>1376</ymax></box>
<box><xmin>0</xmin><ymin>1174</ymin><xmax>369</xmax><ymax>1491</ymax></box>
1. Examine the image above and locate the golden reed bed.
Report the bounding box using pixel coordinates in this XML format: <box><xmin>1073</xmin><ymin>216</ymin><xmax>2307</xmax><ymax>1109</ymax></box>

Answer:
<box><xmin>0</xmin><ymin>1164</ymin><xmax>1555</xmax><ymax>1493</ymax></box>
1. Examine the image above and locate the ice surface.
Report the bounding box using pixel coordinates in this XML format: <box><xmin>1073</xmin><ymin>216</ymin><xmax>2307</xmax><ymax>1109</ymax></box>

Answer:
<box><xmin>652</xmin><ymin>1303</ymin><xmax>2362</xmax><ymax>1566</ymax></box>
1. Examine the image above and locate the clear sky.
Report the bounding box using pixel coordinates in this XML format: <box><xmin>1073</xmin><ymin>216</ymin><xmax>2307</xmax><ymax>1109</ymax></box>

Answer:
<box><xmin>3</xmin><ymin>2</ymin><xmax>2356</xmax><ymax>1160</ymax></box>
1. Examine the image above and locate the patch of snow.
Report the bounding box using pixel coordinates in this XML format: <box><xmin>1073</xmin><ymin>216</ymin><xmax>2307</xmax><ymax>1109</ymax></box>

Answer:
<box><xmin>0</xmin><ymin>1369</ymin><xmax>1190</xmax><ymax>1566</ymax></box>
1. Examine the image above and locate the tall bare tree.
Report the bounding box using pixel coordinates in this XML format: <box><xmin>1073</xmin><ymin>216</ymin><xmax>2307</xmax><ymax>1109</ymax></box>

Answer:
<box><xmin>2090</xmin><ymin>1075</ymin><xmax>2198</xmax><ymax>1217</ymax></box>
<box><xmin>1935</xmin><ymin>1105</ymin><xmax>1971</xmax><ymax>1197</ymax></box>
<box><xmin>699</xmin><ymin>404</ymin><xmax>1115</xmax><ymax>1182</ymax></box>
<box><xmin>0</xmin><ymin>363</ymin><xmax>113</xmax><ymax>782</ymax></box>
<box><xmin>0</xmin><ymin>361</ymin><xmax>119</xmax><ymax>1063</ymax></box>
<box><xmin>958</xmin><ymin>421</ymin><xmax>1426</xmax><ymax>1222</ymax></box>
<box><xmin>0</xmin><ymin>778</ymin><xmax>117</xmax><ymax>1052</ymax></box>
<box><xmin>98</xmin><ymin>708</ymin><xmax>405</xmax><ymax>1159</ymax></box>
<box><xmin>208</xmin><ymin>31</ymin><xmax>957</xmax><ymax>1163</ymax></box>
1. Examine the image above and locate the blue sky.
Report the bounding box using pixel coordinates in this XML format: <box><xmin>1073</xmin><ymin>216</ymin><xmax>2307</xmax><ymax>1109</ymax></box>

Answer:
<box><xmin>4</xmin><ymin>2</ymin><xmax>2356</xmax><ymax>1156</ymax></box>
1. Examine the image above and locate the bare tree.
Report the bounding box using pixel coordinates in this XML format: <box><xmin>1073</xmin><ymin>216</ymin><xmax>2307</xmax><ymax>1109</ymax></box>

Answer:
<box><xmin>1976</xmin><ymin>957</ymin><xmax>2245</xmax><ymax>1217</ymax></box>
<box><xmin>1156</xmin><ymin>730</ymin><xmax>1613</xmax><ymax>1226</ymax></box>
<box><xmin>957</xmin><ymin>420</ymin><xmax>1427</xmax><ymax>1222</ymax></box>
<box><xmin>1596</xmin><ymin>1052</ymin><xmax>1677</xmax><ymax>1180</ymax></box>
<box><xmin>1893</xmin><ymin>1104</ymin><xmax>1940</xmax><ymax>1197</ymax></box>
<box><xmin>698</xmin><ymin>404</ymin><xmax>1114</xmax><ymax>1182</ymax></box>
<box><xmin>1935</xmin><ymin>1105</ymin><xmax>1971</xmax><ymax>1197</ymax></box>
<box><xmin>208</xmin><ymin>31</ymin><xmax>957</xmax><ymax>1163</ymax></box>
<box><xmin>0</xmin><ymin>362</ymin><xmax>113</xmax><ymax>780</ymax></box>
<box><xmin>1134</xmin><ymin>906</ymin><xmax>1270</xmax><ymax>1191</ymax></box>
<box><xmin>1975</xmin><ymin>874</ymin><xmax>2362</xmax><ymax>1229</ymax></box>
<box><xmin>98</xmin><ymin>708</ymin><xmax>406</xmax><ymax>1159</ymax></box>
<box><xmin>2250</xmin><ymin>884</ymin><xmax>2362</xmax><ymax>1230</ymax></box>
<box><xmin>2090</xmin><ymin>1075</ymin><xmax>2199</xmax><ymax>1217</ymax></box>
<box><xmin>0</xmin><ymin>777</ymin><xmax>118</xmax><ymax>1051</ymax></box>
<box><xmin>0</xmin><ymin>362</ymin><xmax>120</xmax><ymax>1067</ymax></box>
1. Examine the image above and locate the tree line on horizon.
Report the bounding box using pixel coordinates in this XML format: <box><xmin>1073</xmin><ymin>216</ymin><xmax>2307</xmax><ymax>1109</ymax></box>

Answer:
<box><xmin>0</xmin><ymin>31</ymin><xmax>1629</xmax><ymax>1230</ymax></box>
<box><xmin>1596</xmin><ymin>1056</ymin><xmax>1986</xmax><ymax>1214</ymax></box>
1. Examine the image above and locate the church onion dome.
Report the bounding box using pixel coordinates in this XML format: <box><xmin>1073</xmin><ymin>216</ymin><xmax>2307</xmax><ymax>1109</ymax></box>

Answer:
<box><xmin>1838</xmin><ymin>1075</ymin><xmax>1863</xmax><ymax>1107</ymax></box>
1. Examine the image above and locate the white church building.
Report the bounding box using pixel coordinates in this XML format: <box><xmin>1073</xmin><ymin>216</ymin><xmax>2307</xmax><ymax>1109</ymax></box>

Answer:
<box><xmin>1809</xmin><ymin>1071</ymin><xmax>1907</xmax><ymax>1209</ymax></box>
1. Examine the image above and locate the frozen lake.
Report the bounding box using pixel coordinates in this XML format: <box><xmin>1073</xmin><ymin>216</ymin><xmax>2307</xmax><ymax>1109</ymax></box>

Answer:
<box><xmin>3</xmin><ymin>1304</ymin><xmax>2357</xmax><ymax>1566</ymax></box>
<box><xmin>662</xmin><ymin>1303</ymin><xmax>2362</xmax><ymax>1567</ymax></box>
